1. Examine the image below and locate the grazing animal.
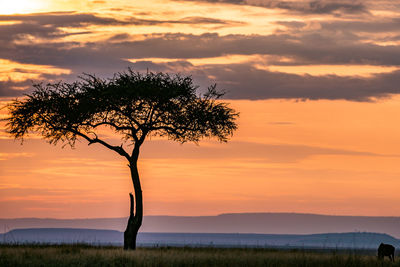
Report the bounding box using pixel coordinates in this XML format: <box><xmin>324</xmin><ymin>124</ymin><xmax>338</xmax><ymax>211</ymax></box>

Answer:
<box><xmin>378</xmin><ymin>243</ymin><xmax>395</xmax><ymax>262</ymax></box>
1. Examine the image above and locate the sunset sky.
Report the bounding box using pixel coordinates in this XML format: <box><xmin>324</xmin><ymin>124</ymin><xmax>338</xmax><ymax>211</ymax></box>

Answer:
<box><xmin>1</xmin><ymin>0</ymin><xmax>400</xmax><ymax>218</ymax></box>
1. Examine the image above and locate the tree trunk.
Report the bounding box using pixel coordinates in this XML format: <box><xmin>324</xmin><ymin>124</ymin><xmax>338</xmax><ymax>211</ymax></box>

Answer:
<box><xmin>124</xmin><ymin>162</ymin><xmax>143</xmax><ymax>250</ymax></box>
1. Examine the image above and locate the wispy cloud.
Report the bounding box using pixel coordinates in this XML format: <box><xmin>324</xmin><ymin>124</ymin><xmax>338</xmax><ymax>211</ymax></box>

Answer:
<box><xmin>0</xmin><ymin>12</ymin><xmax>243</xmax><ymax>31</ymax></box>
<box><xmin>177</xmin><ymin>0</ymin><xmax>368</xmax><ymax>15</ymax></box>
<box><xmin>140</xmin><ymin>140</ymin><xmax>400</xmax><ymax>162</ymax></box>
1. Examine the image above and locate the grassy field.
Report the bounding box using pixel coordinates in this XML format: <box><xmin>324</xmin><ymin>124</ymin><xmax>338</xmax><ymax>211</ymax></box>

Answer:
<box><xmin>0</xmin><ymin>245</ymin><xmax>398</xmax><ymax>266</ymax></box>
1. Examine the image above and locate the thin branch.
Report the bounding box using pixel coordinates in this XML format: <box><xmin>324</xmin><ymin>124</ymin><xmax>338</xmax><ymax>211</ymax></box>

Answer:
<box><xmin>72</xmin><ymin>130</ymin><xmax>131</xmax><ymax>160</ymax></box>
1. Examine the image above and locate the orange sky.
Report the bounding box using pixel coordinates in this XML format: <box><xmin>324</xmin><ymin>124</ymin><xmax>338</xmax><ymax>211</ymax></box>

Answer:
<box><xmin>1</xmin><ymin>0</ymin><xmax>400</xmax><ymax>218</ymax></box>
<box><xmin>2</xmin><ymin>98</ymin><xmax>400</xmax><ymax>218</ymax></box>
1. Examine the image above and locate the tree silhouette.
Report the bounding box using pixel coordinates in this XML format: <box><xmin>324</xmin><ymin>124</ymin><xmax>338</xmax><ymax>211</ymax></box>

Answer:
<box><xmin>5</xmin><ymin>69</ymin><xmax>239</xmax><ymax>249</ymax></box>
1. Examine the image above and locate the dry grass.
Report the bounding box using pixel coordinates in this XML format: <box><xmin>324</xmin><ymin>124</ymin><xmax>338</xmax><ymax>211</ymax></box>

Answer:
<box><xmin>0</xmin><ymin>244</ymin><xmax>398</xmax><ymax>266</ymax></box>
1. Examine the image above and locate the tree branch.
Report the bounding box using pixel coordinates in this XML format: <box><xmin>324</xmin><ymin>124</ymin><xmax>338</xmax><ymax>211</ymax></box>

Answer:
<box><xmin>150</xmin><ymin>125</ymin><xmax>197</xmax><ymax>134</ymax></box>
<box><xmin>72</xmin><ymin>129</ymin><xmax>131</xmax><ymax>161</ymax></box>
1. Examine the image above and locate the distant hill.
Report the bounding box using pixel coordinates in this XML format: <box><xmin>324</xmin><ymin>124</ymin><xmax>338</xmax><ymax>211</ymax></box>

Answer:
<box><xmin>1</xmin><ymin>228</ymin><xmax>399</xmax><ymax>249</ymax></box>
<box><xmin>0</xmin><ymin>228</ymin><xmax>123</xmax><ymax>245</ymax></box>
<box><xmin>1</xmin><ymin>213</ymin><xmax>400</xmax><ymax>238</ymax></box>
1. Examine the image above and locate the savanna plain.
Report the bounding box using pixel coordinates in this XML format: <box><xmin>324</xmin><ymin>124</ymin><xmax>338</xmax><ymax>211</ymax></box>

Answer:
<box><xmin>0</xmin><ymin>245</ymin><xmax>398</xmax><ymax>267</ymax></box>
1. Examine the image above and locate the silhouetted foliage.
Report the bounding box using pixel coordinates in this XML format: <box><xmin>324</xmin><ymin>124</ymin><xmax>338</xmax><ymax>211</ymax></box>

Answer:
<box><xmin>5</xmin><ymin>69</ymin><xmax>239</xmax><ymax>249</ymax></box>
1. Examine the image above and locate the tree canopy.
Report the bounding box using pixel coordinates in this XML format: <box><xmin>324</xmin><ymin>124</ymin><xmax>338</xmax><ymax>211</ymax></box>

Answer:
<box><xmin>6</xmin><ymin>70</ymin><xmax>239</xmax><ymax>161</ymax></box>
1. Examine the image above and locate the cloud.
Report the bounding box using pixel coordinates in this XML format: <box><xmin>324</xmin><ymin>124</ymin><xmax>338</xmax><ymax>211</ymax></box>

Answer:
<box><xmin>277</xmin><ymin>18</ymin><xmax>400</xmax><ymax>34</ymax></box>
<box><xmin>0</xmin><ymin>80</ymin><xmax>33</xmax><ymax>97</ymax></box>
<box><xmin>0</xmin><ymin>12</ymin><xmax>129</xmax><ymax>27</ymax></box>
<box><xmin>178</xmin><ymin>0</ymin><xmax>367</xmax><ymax>14</ymax></box>
<box><xmin>0</xmin><ymin>22</ymin><xmax>68</xmax><ymax>41</ymax></box>
<box><xmin>177</xmin><ymin>16</ymin><xmax>243</xmax><ymax>26</ymax></box>
<box><xmin>0</xmin><ymin>16</ymin><xmax>244</xmax><ymax>74</ymax></box>
<box><xmin>0</xmin><ymin>70</ymin><xmax>75</xmax><ymax>97</ymax></box>
<box><xmin>189</xmin><ymin>63</ymin><xmax>400</xmax><ymax>101</ymax></box>
<box><xmin>98</xmin><ymin>33</ymin><xmax>400</xmax><ymax>66</ymax></box>
<box><xmin>125</xmin><ymin>60</ymin><xmax>400</xmax><ymax>101</ymax></box>
<box><xmin>0</xmin><ymin>12</ymin><xmax>241</xmax><ymax>30</ymax></box>
<box><xmin>2</xmin><ymin>53</ymin><xmax>400</xmax><ymax>101</ymax></box>
<box><xmin>2</xmin><ymin>15</ymin><xmax>400</xmax><ymax>69</ymax></box>
<box><xmin>0</xmin><ymin>10</ymin><xmax>400</xmax><ymax>101</ymax></box>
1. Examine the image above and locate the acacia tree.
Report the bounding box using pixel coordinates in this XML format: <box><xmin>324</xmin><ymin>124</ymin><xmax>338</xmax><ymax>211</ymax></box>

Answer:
<box><xmin>5</xmin><ymin>69</ymin><xmax>238</xmax><ymax>249</ymax></box>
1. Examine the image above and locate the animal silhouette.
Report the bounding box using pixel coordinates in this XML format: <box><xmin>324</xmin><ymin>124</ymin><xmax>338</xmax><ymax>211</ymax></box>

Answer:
<box><xmin>378</xmin><ymin>243</ymin><xmax>395</xmax><ymax>262</ymax></box>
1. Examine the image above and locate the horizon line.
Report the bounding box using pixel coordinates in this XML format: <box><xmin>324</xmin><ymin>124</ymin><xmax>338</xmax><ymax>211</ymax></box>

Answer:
<box><xmin>2</xmin><ymin>212</ymin><xmax>400</xmax><ymax>220</ymax></box>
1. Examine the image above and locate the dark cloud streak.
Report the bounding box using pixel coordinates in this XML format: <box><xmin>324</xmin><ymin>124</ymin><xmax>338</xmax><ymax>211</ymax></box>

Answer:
<box><xmin>100</xmin><ymin>33</ymin><xmax>400</xmax><ymax>66</ymax></box>
<box><xmin>201</xmin><ymin>64</ymin><xmax>400</xmax><ymax>101</ymax></box>
<box><xmin>277</xmin><ymin>18</ymin><xmax>400</xmax><ymax>34</ymax></box>
<box><xmin>0</xmin><ymin>12</ymin><xmax>243</xmax><ymax>28</ymax></box>
<box><xmin>0</xmin><ymin>80</ymin><xmax>32</xmax><ymax>97</ymax></box>
<box><xmin>177</xmin><ymin>0</ymin><xmax>367</xmax><ymax>14</ymax></box>
<box><xmin>136</xmin><ymin>60</ymin><xmax>400</xmax><ymax>101</ymax></box>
